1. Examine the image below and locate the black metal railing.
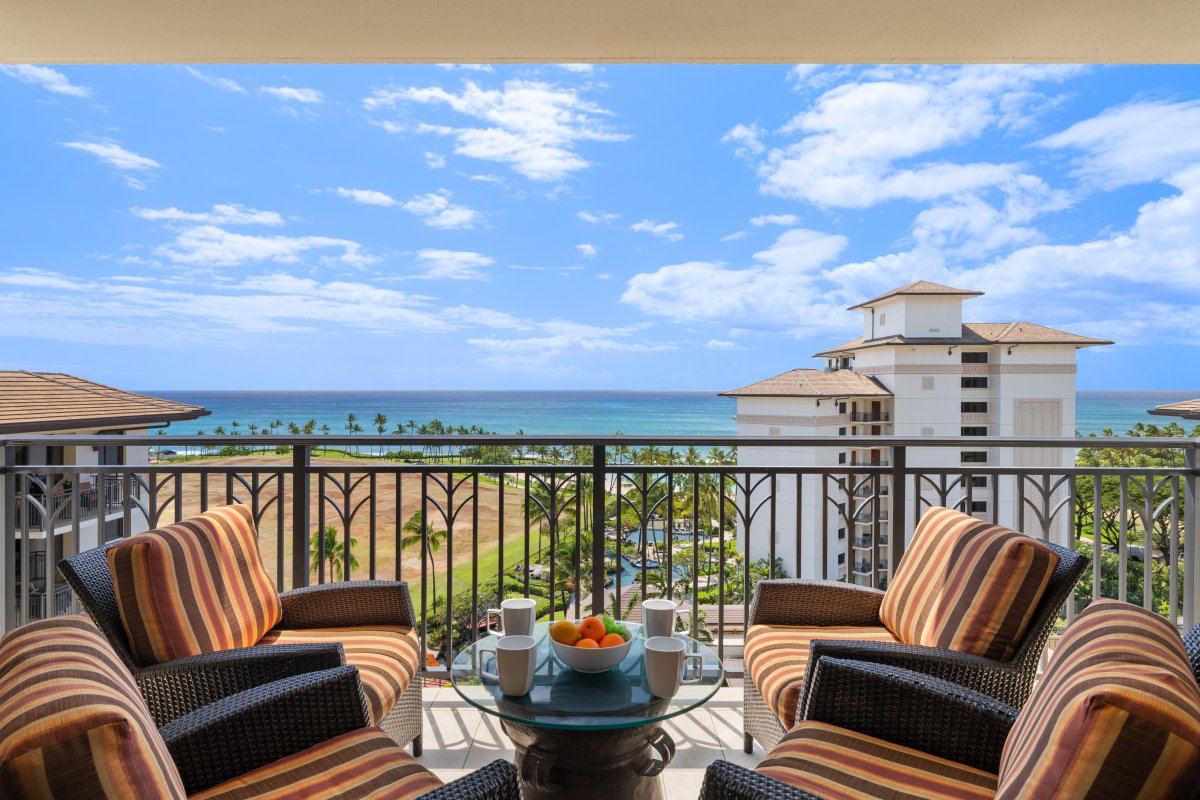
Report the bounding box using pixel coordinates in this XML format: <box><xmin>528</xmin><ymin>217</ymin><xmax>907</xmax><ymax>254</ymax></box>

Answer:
<box><xmin>11</xmin><ymin>473</ymin><xmax>126</xmax><ymax>531</ymax></box>
<box><xmin>851</xmin><ymin>412</ymin><xmax>890</xmax><ymax>422</ymax></box>
<box><xmin>2</xmin><ymin>434</ymin><xmax>1198</xmax><ymax>671</ymax></box>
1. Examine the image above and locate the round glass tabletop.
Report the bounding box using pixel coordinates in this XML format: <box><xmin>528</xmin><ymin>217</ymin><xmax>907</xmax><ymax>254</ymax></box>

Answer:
<box><xmin>449</xmin><ymin>621</ymin><xmax>724</xmax><ymax>731</ymax></box>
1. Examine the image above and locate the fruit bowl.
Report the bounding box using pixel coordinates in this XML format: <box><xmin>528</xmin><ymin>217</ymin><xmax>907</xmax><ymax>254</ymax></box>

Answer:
<box><xmin>550</xmin><ymin>620</ymin><xmax>638</xmax><ymax>673</ymax></box>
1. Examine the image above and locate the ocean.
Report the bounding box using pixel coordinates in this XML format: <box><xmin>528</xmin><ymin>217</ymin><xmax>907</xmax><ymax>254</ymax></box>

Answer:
<box><xmin>150</xmin><ymin>389</ymin><xmax>1200</xmax><ymax>438</ymax></box>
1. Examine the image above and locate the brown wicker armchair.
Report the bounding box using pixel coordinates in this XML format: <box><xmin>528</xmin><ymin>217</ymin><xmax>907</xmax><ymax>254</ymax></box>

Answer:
<box><xmin>743</xmin><ymin>507</ymin><xmax>1088</xmax><ymax>753</ymax></box>
<box><xmin>0</xmin><ymin>615</ymin><xmax>517</xmax><ymax>800</ymax></box>
<box><xmin>709</xmin><ymin>601</ymin><xmax>1200</xmax><ymax>800</ymax></box>
<box><xmin>59</xmin><ymin>508</ymin><xmax>423</xmax><ymax>754</ymax></box>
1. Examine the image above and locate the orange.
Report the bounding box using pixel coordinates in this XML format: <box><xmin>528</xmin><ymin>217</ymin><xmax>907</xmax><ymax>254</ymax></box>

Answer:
<box><xmin>549</xmin><ymin>619</ymin><xmax>581</xmax><ymax>646</ymax></box>
<box><xmin>577</xmin><ymin>616</ymin><xmax>606</xmax><ymax>642</ymax></box>
<box><xmin>599</xmin><ymin>633</ymin><xmax>626</xmax><ymax>648</ymax></box>
<box><xmin>574</xmin><ymin>638</ymin><xmax>599</xmax><ymax>648</ymax></box>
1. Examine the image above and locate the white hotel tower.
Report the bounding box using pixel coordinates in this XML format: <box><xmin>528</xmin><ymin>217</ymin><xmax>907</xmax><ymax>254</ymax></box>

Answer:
<box><xmin>722</xmin><ymin>281</ymin><xmax>1111</xmax><ymax>584</ymax></box>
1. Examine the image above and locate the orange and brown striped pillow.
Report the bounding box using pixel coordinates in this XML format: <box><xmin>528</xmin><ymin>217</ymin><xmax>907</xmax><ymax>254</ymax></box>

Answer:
<box><xmin>996</xmin><ymin>600</ymin><xmax>1200</xmax><ymax>799</ymax></box>
<box><xmin>878</xmin><ymin>506</ymin><xmax>1060</xmax><ymax>661</ymax></box>
<box><xmin>108</xmin><ymin>504</ymin><xmax>283</xmax><ymax>667</ymax></box>
<box><xmin>0</xmin><ymin>615</ymin><xmax>187</xmax><ymax>799</ymax></box>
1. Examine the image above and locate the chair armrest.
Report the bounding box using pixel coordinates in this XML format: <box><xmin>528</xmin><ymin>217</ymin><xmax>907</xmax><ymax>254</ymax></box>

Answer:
<box><xmin>420</xmin><ymin>759</ymin><xmax>521</xmax><ymax>800</ymax></box>
<box><xmin>700</xmin><ymin>759</ymin><xmax>822</xmax><ymax>800</ymax></box>
<box><xmin>749</xmin><ymin>580</ymin><xmax>885</xmax><ymax>627</ymax></box>
<box><xmin>136</xmin><ymin>643</ymin><xmax>346</xmax><ymax>724</ymax></box>
<box><xmin>1183</xmin><ymin>624</ymin><xmax>1200</xmax><ymax>686</ymax></box>
<box><xmin>280</xmin><ymin>580</ymin><xmax>417</xmax><ymax>628</ymax></box>
<box><xmin>161</xmin><ymin>665</ymin><xmax>370</xmax><ymax>795</ymax></box>
<box><xmin>802</xmin><ymin>637</ymin><xmax>1030</xmax><ymax>706</ymax></box>
<box><xmin>804</xmin><ymin>657</ymin><xmax>1016</xmax><ymax>774</ymax></box>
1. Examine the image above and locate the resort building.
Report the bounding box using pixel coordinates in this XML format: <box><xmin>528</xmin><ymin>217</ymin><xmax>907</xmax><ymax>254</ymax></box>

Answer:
<box><xmin>723</xmin><ymin>281</ymin><xmax>1112</xmax><ymax>583</ymax></box>
<box><xmin>0</xmin><ymin>371</ymin><xmax>208</xmax><ymax>619</ymax></box>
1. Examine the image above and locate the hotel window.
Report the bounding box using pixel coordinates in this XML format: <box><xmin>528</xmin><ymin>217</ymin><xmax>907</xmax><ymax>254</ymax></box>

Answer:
<box><xmin>838</xmin><ymin>452</ymin><xmax>847</xmax><ymax>464</ymax></box>
<box><xmin>837</xmin><ymin>553</ymin><xmax>846</xmax><ymax>565</ymax></box>
<box><xmin>961</xmin><ymin>426</ymin><xmax>988</xmax><ymax>436</ymax></box>
<box><xmin>838</xmin><ymin>402</ymin><xmax>847</xmax><ymax>413</ymax></box>
<box><xmin>962</xmin><ymin>352</ymin><xmax>989</xmax><ymax>363</ymax></box>
<box><xmin>970</xmin><ymin>500</ymin><xmax>988</xmax><ymax>513</ymax></box>
<box><xmin>961</xmin><ymin>376</ymin><xmax>989</xmax><ymax>389</ymax></box>
<box><xmin>962</xmin><ymin>401</ymin><xmax>988</xmax><ymax>413</ymax></box>
<box><xmin>839</xmin><ymin>427</ymin><xmax>847</xmax><ymax>436</ymax></box>
<box><xmin>971</xmin><ymin>475</ymin><xmax>989</xmax><ymax>488</ymax></box>
<box><xmin>961</xmin><ymin>451</ymin><xmax>988</xmax><ymax>463</ymax></box>
<box><xmin>837</xmin><ymin>527</ymin><xmax>846</xmax><ymax>540</ymax></box>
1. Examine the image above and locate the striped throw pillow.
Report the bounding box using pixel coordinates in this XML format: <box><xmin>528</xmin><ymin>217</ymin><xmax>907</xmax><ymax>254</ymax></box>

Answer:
<box><xmin>879</xmin><ymin>506</ymin><xmax>1060</xmax><ymax>661</ymax></box>
<box><xmin>997</xmin><ymin>600</ymin><xmax>1200</xmax><ymax>798</ymax></box>
<box><xmin>108</xmin><ymin>504</ymin><xmax>283</xmax><ymax>667</ymax></box>
<box><xmin>0</xmin><ymin>616</ymin><xmax>187</xmax><ymax>799</ymax></box>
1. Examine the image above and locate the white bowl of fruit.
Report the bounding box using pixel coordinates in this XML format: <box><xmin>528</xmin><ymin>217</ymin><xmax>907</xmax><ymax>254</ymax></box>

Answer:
<box><xmin>548</xmin><ymin>615</ymin><xmax>635</xmax><ymax>673</ymax></box>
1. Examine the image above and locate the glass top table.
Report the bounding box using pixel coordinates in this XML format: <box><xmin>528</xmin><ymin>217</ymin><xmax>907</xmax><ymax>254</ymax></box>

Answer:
<box><xmin>449</xmin><ymin>621</ymin><xmax>724</xmax><ymax>731</ymax></box>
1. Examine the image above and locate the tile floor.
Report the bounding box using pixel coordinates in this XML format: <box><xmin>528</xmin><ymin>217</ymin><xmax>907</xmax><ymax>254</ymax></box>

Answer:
<box><xmin>422</xmin><ymin>684</ymin><xmax>764</xmax><ymax>799</ymax></box>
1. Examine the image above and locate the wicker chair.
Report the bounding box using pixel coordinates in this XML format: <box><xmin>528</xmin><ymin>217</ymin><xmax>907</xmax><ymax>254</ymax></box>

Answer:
<box><xmin>0</xmin><ymin>615</ymin><xmax>517</xmax><ymax>800</ymax></box>
<box><xmin>708</xmin><ymin>601</ymin><xmax>1200</xmax><ymax>800</ymax></box>
<box><xmin>60</xmin><ymin>537</ymin><xmax>424</xmax><ymax>754</ymax></box>
<box><xmin>743</xmin><ymin>522</ymin><xmax>1087</xmax><ymax>753</ymax></box>
<box><xmin>1186</xmin><ymin>624</ymin><xmax>1200</xmax><ymax>686</ymax></box>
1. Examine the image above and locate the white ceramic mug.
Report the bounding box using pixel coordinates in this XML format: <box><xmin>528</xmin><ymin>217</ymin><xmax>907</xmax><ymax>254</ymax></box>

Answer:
<box><xmin>641</xmin><ymin>598</ymin><xmax>677</xmax><ymax>639</ymax></box>
<box><xmin>644</xmin><ymin>636</ymin><xmax>703</xmax><ymax>698</ymax></box>
<box><xmin>485</xmin><ymin>597</ymin><xmax>536</xmax><ymax>637</ymax></box>
<box><xmin>481</xmin><ymin>635</ymin><xmax>537</xmax><ymax>696</ymax></box>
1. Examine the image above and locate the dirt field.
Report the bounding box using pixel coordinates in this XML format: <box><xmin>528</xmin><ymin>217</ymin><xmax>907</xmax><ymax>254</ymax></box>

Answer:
<box><xmin>165</xmin><ymin>455</ymin><xmax>537</xmax><ymax>597</ymax></box>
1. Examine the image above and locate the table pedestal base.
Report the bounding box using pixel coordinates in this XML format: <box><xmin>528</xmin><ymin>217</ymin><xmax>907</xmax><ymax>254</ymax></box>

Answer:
<box><xmin>501</xmin><ymin>720</ymin><xmax>675</xmax><ymax>800</ymax></box>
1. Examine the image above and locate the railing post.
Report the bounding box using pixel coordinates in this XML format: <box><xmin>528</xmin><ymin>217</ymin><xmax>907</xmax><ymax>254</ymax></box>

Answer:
<box><xmin>1184</xmin><ymin>444</ymin><xmax>1198</xmax><ymax>630</ymax></box>
<box><xmin>1</xmin><ymin>444</ymin><xmax>15</xmax><ymax>632</ymax></box>
<box><xmin>590</xmin><ymin>444</ymin><xmax>606</xmax><ymax>616</ymax></box>
<box><xmin>291</xmin><ymin>443</ymin><xmax>311</xmax><ymax>590</ymax></box>
<box><xmin>889</xmin><ymin>444</ymin><xmax>907</xmax><ymax>575</ymax></box>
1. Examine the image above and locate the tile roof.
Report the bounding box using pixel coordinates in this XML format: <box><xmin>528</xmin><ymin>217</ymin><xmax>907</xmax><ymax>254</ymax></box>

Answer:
<box><xmin>1148</xmin><ymin>399</ymin><xmax>1200</xmax><ymax>420</ymax></box>
<box><xmin>0</xmin><ymin>371</ymin><xmax>209</xmax><ymax>434</ymax></box>
<box><xmin>721</xmin><ymin>368</ymin><xmax>892</xmax><ymax>398</ymax></box>
<box><xmin>847</xmin><ymin>280</ymin><xmax>983</xmax><ymax>310</ymax></box>
<box><xmin>813</xmin><ymin>322</ymin><xmax>1113</xmax><ymax>357</ymax></box>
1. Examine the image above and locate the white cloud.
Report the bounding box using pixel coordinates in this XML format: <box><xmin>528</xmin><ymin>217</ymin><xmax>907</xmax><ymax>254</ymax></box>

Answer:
<box><xmin>596</xmin><ymin>273</ymin><xmax>611</xmax><ymax>280</ymax></box>
<box><xmin>61</xmin><ymin>140</ymin><xmax>160</xmax><ymax>171</ymax></box>
<box><xmin>467</xmin><ymin>321</ymin><xmax>674</xmax><ymax>370</ymax></box>
<box><xmin>61</xmin><ymin>140</ymin><xmax>161</xmax><ymax>188</ymax></box>
<box><xmin>722</xmin><ymin>123</ymin><xmax>765</xmax><ymax>159</ymax></box>
<box><xmin>155</xmin><ymin>225</ymin><xmax>375</xmax><ymax>268</ymax></box>
<box><xmin>579</xmin><ymin>210</ymin><xmax>619</xmax><ymax>224</ymax></box>
<box><xmin>335</xmin><ymin>187</ymin><xmax>398</xmax><ymax>207</ymax></box>
<box><xmin>132</xmin><ymin>204</ymin><xmax>284</xmax><ymax>226</ymax></box>
<box><xmin>750</xmin><ymin>213</ymin><xmax>800</xmax><ymax>227</ymax></box>
<box><xmin>704</xmin><ymin>339</ymin><xmax>740</xmax><ymax>350</ymax></box>
<box><xmin>415</xmin><ymin>249</ymin><xmax>494</xmax><ymax>280</ymax></box>
<box><xmin>622</xmin><ymin>228</ymin><xmax>849</xmax><ymax>328</ymax></box>
<box><xmin>425</xmin><ymin>151</ymin><xmax>447</xmax><ymax>169</ymax></box>
<box><xmin>438</xmin><ymin>64</ymin><xmax>494</xmax><ymax>72</ymax></box>
<box><xmin>364</xmin><ymin>79</ymin><xmax>628</xmax><ymax>181</ymax></box>
<box><xmin>260</xmin><ymin>86</ymin><xmax>325</xmax><ymax>104</ymax></box>
<box><xmin>401</xmin><ymin>190</ymin><xmax>481</xmax><ymax>229</ymax></box>
<box><xmin>185</xmin><ymin>67</ymin><xmax>246</xmax><ymax>93</ymax></box>
<box><xmin>631</xmin><ymin>219</ymin><xmax>684</xmax><ymax>242</ymax></box>
<box><xmin>559</xmin><ymin>64</ymin><xmax>595</xmax><ymax>74</ymax></box>
<box><xmin>576</xmin><ymin>243</ymin><xmax>599</xmax><ymax>258</ymax></box>
<box><xmin>1038</xmin><ymin>100</ymin><xmax>1200</xmax><ymax>190</ymax></box>
<box><xmin>733</xmin><ymin>65</ymin><xmax>1087</xmax><ymax>208</ymax></box>
<box><xmin>0</xmin><ymin>64</ymin><xmax>91</xmax><ymax>98</ymax></box>
<box><xmin>721</xmin><ymin>231</ymin><xmax>751</xmax><ymax>242</ymax></box>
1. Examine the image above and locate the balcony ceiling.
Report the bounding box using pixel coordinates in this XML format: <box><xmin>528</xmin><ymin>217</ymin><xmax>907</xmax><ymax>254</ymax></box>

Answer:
<box><xmin>2</xmin><ymin>0</ymin><xmax>1198</xmax><ymax>63</ymax></box>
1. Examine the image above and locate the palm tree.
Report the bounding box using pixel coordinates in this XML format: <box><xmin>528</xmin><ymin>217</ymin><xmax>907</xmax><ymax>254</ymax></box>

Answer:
<box><xmin>213</xmin><ymin>425</ymin><xmax>226</xmax><ymax>436</ymax></box>
<box><xmin>373</xmin><ymin>413</ymin><xmax>388</xmax><ymax>457</ymax></box>
<box><xmin>400</xmin><ymin>511</ymin><xmax>449</xmax><ymax>600</ymax></box>
<box><xmin>309</xmin><ymin>525</ymin><xmax>359</xmax><ymax>580</ymax></box>
<box><xmin>303</xmin><ymin>419</ymin><xmax>317</xmax><ymax>435</ymax></box>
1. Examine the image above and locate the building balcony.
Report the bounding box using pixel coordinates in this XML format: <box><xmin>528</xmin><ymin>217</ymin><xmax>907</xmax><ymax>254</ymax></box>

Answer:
<box><xmin>11</xmin><ymin>473</ymin><xmax>131</xmax><ymax>533</ymax></box>
<box><xmin>852</xmin><ymin>484</ymin><xmax>889</xmax><ymax>498</ymax></box>
<box><xmin>850</xmin><ymin>411</ymin><xmax>890</xmax><ymax>422</ymax></box>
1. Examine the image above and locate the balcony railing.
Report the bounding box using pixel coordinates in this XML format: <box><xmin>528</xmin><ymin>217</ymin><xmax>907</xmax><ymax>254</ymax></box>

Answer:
<box><xmin>3</xmin><ymin>434</ymin><xmax>1198</xmax><ymax>668</ymax></box>
<box><xmin>11</xmin><ymin>473</ymin><xmax>128</xmax><ymax>531</ymax></box>
<box><xmin>851</xmin><ymin>412</ymin><xmax>891</xmax><ymax>422</ymax></box>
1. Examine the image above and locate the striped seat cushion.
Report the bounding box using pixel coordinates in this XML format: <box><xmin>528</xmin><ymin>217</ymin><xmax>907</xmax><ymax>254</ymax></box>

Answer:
<box><xmin>257</xmin><ymin>626</ymin><xmax>421</xmax><ymax>725</ymax></box>
<box><xmin>192</xmin><ymin>727</ymin><xmax>442</xmax><ymax>800</ymax></box>
<box><xmin>108</xmin><ymin>504</ymin><xmax>283</xmax><ymax>667</ymax></box>
<box><xmin>996</xmin><ymin>600</ymin><xmax>1200</xmax><ymax>799</ymax></box>
<box><xmin>745</xmin><ymin>624</ymin><xmax>899</xmax><ymax>729</ymax></box>
<box><xmin>757</xmin><ymin>720</ymin><xmax>998</xmax><ymax>800</ymax></box>
<box><xmin>0</xmin><ymin>616</ymin><xmax>187</xmax><ymax>799</ymax></box>
<box><xmin>879</xmin><ymin>506</ymin><xmax>1060</xmax><ymax>661</ymax></box>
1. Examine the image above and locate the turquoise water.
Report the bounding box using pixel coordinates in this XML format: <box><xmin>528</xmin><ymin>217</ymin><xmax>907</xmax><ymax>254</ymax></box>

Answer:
<box><xmin>150</xmin><ymin>389</ymin><xmax>1199</xmax><ymax>438</ymax></box>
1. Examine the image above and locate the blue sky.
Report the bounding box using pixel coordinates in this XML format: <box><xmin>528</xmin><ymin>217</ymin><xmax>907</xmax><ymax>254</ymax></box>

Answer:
<box><xmin>2</xmin><ymin>63</ymin><xmax>1198</xmax><ymax>391</ymax></box>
